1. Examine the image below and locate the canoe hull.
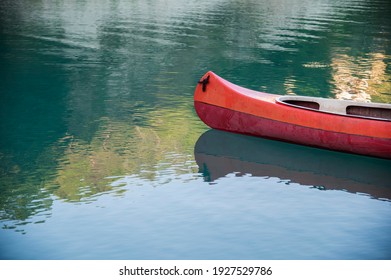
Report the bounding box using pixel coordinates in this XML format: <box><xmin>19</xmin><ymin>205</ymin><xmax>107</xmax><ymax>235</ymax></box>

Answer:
<box><xmin>195</xmin><ymin>101</ymin><xmax>391</xmax><ymax>158</ymax></box>
<box><xmin>194</xmin><ymin>72</ymin><xmax>391</xmax><ymax>159</ymax></box>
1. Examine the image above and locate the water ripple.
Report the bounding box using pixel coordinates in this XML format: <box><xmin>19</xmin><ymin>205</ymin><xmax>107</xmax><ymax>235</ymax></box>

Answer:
<box><xmin>1</xmin><ymin>0</ymin><xmax>391</xmax><ymax>258</ymax></box>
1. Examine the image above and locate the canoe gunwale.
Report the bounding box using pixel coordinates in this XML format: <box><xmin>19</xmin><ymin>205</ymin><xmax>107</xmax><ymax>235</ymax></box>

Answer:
<box><xmin>276</xmin><ymin>96</ymin><xmax>391</xmax><ymax>122</ymax></box>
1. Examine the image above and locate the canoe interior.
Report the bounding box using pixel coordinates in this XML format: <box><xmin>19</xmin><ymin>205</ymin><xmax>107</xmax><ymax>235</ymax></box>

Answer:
<box><xmin>283</xmin><ymin>100</ymin><xmax>320</xmax><ymax>110</ymax></box>
<box><xmin>277</xmin><ymin>96</ymin><xmax>391</xmax><ymax>121</ymax></box>
<box><xmin>346</xmin><ymin>105</ymin><xmax>391</xmax><ymax>120</ymax></box>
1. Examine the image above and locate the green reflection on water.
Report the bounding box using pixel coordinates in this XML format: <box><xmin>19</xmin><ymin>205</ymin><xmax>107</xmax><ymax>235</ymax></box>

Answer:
<box><xmin>52</xmin><ymin>107</ymin><xmax>202</xmax><ymax>202</ymax></box>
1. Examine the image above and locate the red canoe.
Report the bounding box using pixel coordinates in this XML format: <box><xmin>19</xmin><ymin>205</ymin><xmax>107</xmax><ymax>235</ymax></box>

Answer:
<box><xmin>194</xmin><ymin>71</ymin><xmax>391</xmax><ymax>159</ymax></box>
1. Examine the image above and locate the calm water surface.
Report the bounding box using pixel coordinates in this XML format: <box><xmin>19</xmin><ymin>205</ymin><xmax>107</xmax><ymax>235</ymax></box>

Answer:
<box><xmin>1</xmin><ymin>0</ymin><xmax>391</xmax><ymax>259</ymax></box>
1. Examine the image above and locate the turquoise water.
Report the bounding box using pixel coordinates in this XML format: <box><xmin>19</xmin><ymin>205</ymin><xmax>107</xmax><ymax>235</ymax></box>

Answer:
<box><xmin>1</xmin><ymin>0</ymin><xmax>391</xmax><ymax>259</ymax></box>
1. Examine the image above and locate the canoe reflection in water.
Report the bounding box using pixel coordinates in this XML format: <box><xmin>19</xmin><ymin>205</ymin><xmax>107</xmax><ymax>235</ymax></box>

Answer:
<box><xmin>194</xmin><ymin>130</ymin><xmax>391</xmax><ymax>200</ymax></box>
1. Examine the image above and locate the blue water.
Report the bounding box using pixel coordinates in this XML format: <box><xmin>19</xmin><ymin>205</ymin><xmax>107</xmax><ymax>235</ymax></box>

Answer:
<box><xmin>2</xmin><ymin>174</ymin><xmax>391</xmax><ymax>260</ymax></box>
<box><xmin>1</xmin><ymin>0</ymin><xmax>391</xmax><ymax>259</ymax></box>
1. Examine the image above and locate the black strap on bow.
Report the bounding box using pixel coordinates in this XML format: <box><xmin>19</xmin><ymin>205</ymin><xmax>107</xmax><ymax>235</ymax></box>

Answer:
<box><xmin>198</xmin><ymin>75</ymin><xmax>210</xmax><ymax>92</ymax></box>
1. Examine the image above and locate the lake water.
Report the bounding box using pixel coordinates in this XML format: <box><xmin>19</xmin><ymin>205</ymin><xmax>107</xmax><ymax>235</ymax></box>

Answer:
<box><xmin>1</xmin><ymin>0</ymin><xmax>391</xmax><ymax>260</ymax></box>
